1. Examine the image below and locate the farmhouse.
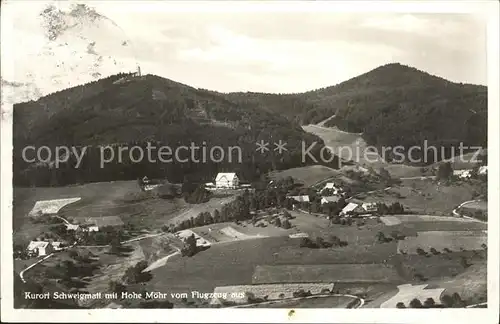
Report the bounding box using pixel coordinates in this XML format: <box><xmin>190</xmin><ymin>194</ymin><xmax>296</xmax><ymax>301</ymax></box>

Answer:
<box><xmin>51</xmin><ymin>242</ymin><xmax>64</xmax><ymax>251</ymax></box>
<box><xmin>84</xmin><ymin>216</ymin><xmax>124</xmax><ymax>231</ymax></box>
<box><xmin>340</xmin><ymin>202</ymin><xmax>363</xmax><ymax>217</ymax></box>
<box><xmin>320</xmin><ymin>182</ymin><xmax>342</xmax><ymax>195</ymax></box>
<box><xmin>362</xmin><ymin>202</ymin><xmax>378</xmax><ymax>213</ymax></box>
<box><xmin>215</xmin><ymin>173</ymin><xmax>239</xmax><ymax>189</ymax></box>
<box><xmin>479</xmin><ymin>165</ymin><xmax>487</xmax><ymax>175</ymax></box>
<box><xmin>453</xmin><ymin>169</ymin><xmax>472</xmax><ymax>179</ymax></box>
<box><xmin>27</xmin><ymin>241</ymin><xmax>54</xmax><ymax>256</ymax></box>
<box><xmin>321</xmin><ymin>196</ymin><xmax>340</xmax><ymax>205</ymax></box>
<box><xmin>65</xmin><ymin>224</ymin><xmax>79</xmax><ymax>231</ymax></box>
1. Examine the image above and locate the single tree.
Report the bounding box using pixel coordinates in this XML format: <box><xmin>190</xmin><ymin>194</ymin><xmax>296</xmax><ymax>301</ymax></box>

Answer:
<box><xmin>437</xmin><ymin>162</ymin><xmax>453</xmax><ymax>180</ymax></box>
<box><xmin>409</xmin><ymin>298</ymin><xmax>423</xmax><ymax>308</ymax></box>
<box><xmin>423</xmin><ymin>298</ymin><xmax>435</xmax><ymax>308</ymax></box>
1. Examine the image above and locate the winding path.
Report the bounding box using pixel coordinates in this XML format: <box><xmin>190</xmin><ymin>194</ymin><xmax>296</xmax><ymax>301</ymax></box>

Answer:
<box><xmin>452</xmin><ymin>199</ymin><xmax>486</xmax><ymax>223</ymax></box>
<box><xmin>19</xmin><ymin>253</ymin><xmax>54</xmax><ymax>283</ymax></box>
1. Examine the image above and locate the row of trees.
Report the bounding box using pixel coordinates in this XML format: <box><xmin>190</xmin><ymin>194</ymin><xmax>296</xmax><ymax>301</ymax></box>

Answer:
<box><xmin>299</xmin><ymin>235</ymin><xmax>348</xmax><ymax>249</ymax></box>
<box><xmin>396</xmin><ymin>292</ymin><xmax>467</xmax><ymax>308</ymax></box>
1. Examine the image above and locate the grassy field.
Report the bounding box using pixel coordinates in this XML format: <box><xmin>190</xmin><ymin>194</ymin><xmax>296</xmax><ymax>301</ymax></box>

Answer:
<box><xmin>289</xmin><ymin>210</ymin><xmax>393</xmax><ymax>245</ymax></box>
<box><xmin>429</xmin><ymin>262</ymin><xmax>487</xmax><ymax>305</ymax></box>
<box><xmin>166</xmin><ymin>196</ymin><xmax>237</xmax><ymax>226</ymax></box>
<box><xmin>191</xmin><ymin>221</ymin><xmax>290</xmax><ymax>244</ymax></box>
<box><xmin>14</xmin><ymin>181</ymin><xmax>235</xmax><ymax>245</ymax></box>
<box><xmin>303</xmin><ymin>124</ymin><xmax>484</xmax><ymax>179</ymax></box>
<box><xmin>361</xmin><ymin>179</ymin><xmax>482</xmax><ymax>215</ymax></box>
<box><xmin>268</xmin><ymin>165</ymin><xmax>341</xmax><ymax>187</ymax></box>
<box><xmin>138</xmin><ymin>234</ymin><xmax>178</xmax><ymax>264</ymax></box>
<box><xmin>252</xmin><ymin>264</ymin><xmax>402</xmax><ymax>284</ymax></box>
<box><xmin>14</xmin><ymin>181</ymin><xmax>180</xmax><ymax>238</ymax></box>
<box><xmin>141</xmin><ymin>234</ymin><xmax>400</xmax><ymax>302</ymax></box>
<box><xmin>302</xmin><ymin>125</ymin><xmax>386</xmax><ymax>168</ymax></box>
<box><xmin>397</xmin><ymin>231</ymin><xmax>487</xmax><ymax>254</ymax></box>
<box><xmin>392</xmin><ymin>249</ymin><xmax>486</xmax><ymax>283</ymax></box>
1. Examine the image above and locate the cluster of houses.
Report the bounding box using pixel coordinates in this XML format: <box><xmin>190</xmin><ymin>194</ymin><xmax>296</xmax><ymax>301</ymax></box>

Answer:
<box><xmin>286</xmin><ymin>181</ymin><xmax>379</xmax><ymax>218</ymax></box>
<box><xmin>25</xmin><ymin>215</ymin><xmax>125</xmax><ymax>257</ymax></box>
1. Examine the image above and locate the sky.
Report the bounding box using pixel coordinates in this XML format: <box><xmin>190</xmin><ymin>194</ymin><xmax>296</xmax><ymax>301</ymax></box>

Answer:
<box><xmin>2</xmin><ymin>1</ymin><xmax>489</xmax><ymax>94</ymax></box>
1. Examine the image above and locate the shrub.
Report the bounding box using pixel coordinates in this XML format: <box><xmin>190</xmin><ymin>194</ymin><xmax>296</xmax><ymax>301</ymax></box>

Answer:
<box><xmin>292</xmin><ymin>289</ymin><xmax>312</xmax><ymax>298</ymax></box>
<box><xmin>122</xmin><ymin>261</ymin><xmax>152</xmax><ymax>284</ymax></box>
<box><xmin>108</xmin><ymin>280</ymin><xmax>127</xmax><ymax>295</ymax></box>
<box><xmin>396</xmin><ymin>302</ymin><xmax>406</xmax><ymax>308</ymax></box>
<box><xmin>430</xmin><ymin>247</ymin><xmax>440</xmax><ymax>255</ymax></box>
<box><xmin>409</xmin><ymin>298</ymin><xmax>422</xmax><ymax>308</ymax></box>
<box><xmin>451</xmin><ymin>293</ymin><xmax>466</xmax><ymax>308</ymax></box>
<box><xmin>460</xmin><ymin>256</ymin><xmax>470</xmax><ymax>268</ymax></box>
<box><xmin>299</xmin><ymin>237</ymin><xmax>316</xmax><ymax>248</ymax></box>
<box><xmin>416</xmin><ymin>248</ymin><xmax>427</xmax><ymax>256</ymax></box>
<box><xmin>423</xmin><ymin>298</ymin><xmax>435</xmax><ymax>308</ymax></box>
<box><xmin>281</xmin><ymin>219</ymin><xmax>292</xmax><ymax>229</ymax></box>
<box><xmin>441</xmin><ymin>294</ymin><xmax>454</xmax><ymax>307</ymax></box>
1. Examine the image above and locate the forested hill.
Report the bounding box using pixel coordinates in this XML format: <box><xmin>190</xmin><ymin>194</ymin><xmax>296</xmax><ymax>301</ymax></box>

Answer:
<box><xmin>226</xmin><ymin>63</ymin><xmax>487</xmax><ymax>163</ymax></box>
<box><xmin>13</xmin><ymin>73</ymin><xmax>337</xmax><ymax>187</ymax></box>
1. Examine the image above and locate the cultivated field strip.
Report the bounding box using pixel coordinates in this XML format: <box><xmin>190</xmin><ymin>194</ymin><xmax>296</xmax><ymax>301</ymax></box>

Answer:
<box><xmin>380</xmin><ymin>215</ymin><xmax>484</xmax><ymax>226</ymax></box>
<box><xmin>252</xmin><ymin>264</ymin><xmax>402</xmax><ymax>284</ymax></box>
<box><xmin>29</xmin><ymin>197</ymin><xmax>81</xmax><ymax>216</ymax></box>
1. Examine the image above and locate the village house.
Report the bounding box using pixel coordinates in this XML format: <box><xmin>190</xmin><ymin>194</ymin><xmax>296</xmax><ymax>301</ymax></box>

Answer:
<box><xmin>361</xmin><ymin>202</ymin><xmax>378</xmax><ymax>213</ymax></box>
<box><xmin>51</xmin><ymin>242</ymin><xmax>64</xmax><ymax>251</ymax></box>
<box><xmin>453</xmin><ymin>169</ymin><xmax>473</xmax><ymax>179</ymax></box>
<box><xmin>27</xmin><ymin>241</ymin><xmax>54</xmax><ymax>257</ymax></box>
<box><xmin>320</xmin><ymin>182</ymin><xmax>342</xmax><ymax>195</ymax></box>
<box><xmin>215</xmin><ymin>173</ymin><xmax>239</xmax><ymax>189</ymax></box>
<box><xmin>321</xmin><ymin>196</ymin><xmax>340</xmax><ymax>205</ymax></box>
<box><xmin>81</xmin><ymin>225</ymin><xmax>99</xmax><ymax>232</ymax></box>
<box><xmin>479</xmin><ymin>165</ymin><xmax>487</xmax><ymax>175</ymax></box>
<box><xmin>287</xmin><ymin>195</ymin><xmax>310</xmax><ymax>203</ymax></box>
<box><xmin>65</xmin><ymin>224</ymin><xmax>79</xmax><ymax>231</ymax></box>
<box><xmin>83</xmin><ymin>216</ymin><xmax>124</xmax><ymax>232</ymax></box>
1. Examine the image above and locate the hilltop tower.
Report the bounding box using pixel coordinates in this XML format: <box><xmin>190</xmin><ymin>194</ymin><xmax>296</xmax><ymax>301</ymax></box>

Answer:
<box><xmin>136</xmin><ymin>65</ymin><xmax>141</xmax><ymax>77</ymax></box>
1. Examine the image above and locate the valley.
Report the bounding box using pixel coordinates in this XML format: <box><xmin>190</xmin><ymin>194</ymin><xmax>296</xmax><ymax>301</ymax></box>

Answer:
<box><xmin>12</xmin><ymin>63</ymin><xmax>488</xmax><ymax>310</ymax></box>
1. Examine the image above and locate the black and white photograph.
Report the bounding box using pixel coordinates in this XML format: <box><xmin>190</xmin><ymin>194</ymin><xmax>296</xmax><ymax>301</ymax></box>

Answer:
<box><xmin>1</xmin><ymin>0</ymin><xmax>499</xmax><ymax>322</ymax></box>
